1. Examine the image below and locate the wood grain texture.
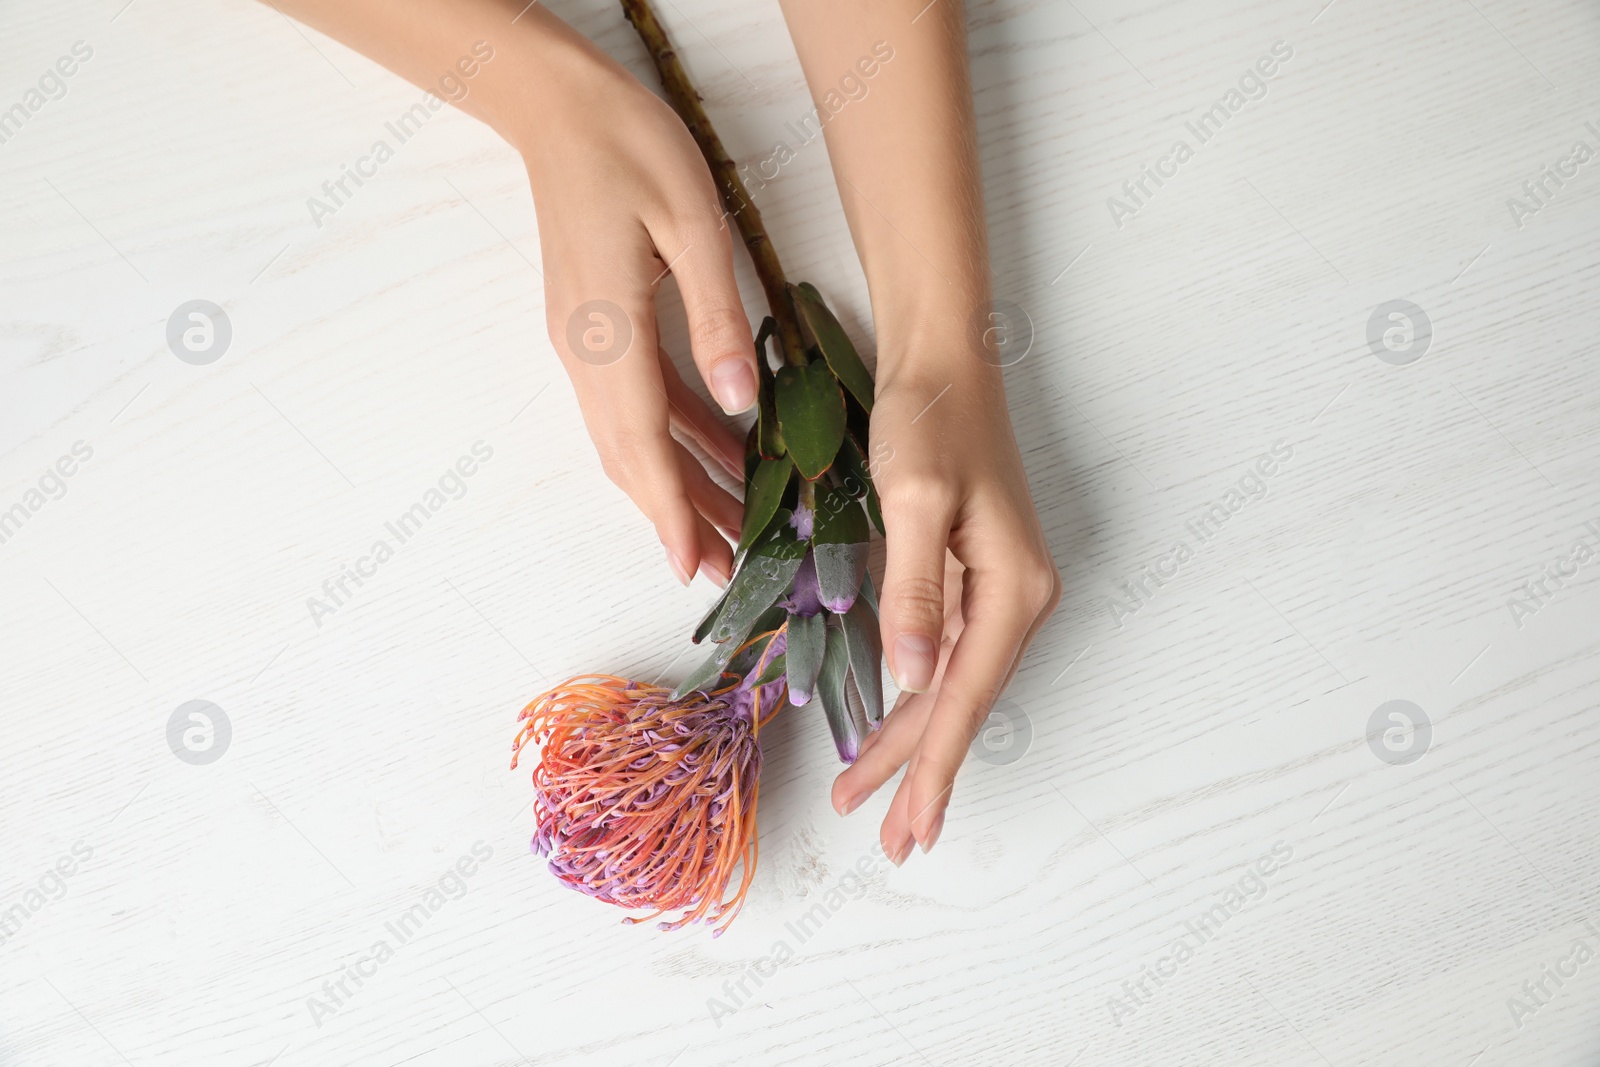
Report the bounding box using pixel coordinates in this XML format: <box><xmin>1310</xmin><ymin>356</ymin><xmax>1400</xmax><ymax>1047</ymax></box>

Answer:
<box><xmin>2</xmin><ymin>0</ymin><xmax>1599</xmax><ymax>1064</ymax></box>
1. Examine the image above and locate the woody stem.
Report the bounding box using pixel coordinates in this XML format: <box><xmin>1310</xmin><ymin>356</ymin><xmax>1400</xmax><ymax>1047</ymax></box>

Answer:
<box><xmin>618</xmin><ymin>0</ymin><xmax>808</xmax><ymax>367</ymax></box>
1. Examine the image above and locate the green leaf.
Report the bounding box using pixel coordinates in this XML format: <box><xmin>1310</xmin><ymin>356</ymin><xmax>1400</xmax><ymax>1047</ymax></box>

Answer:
<box><xmin>844</xmin><ymin>672</ymin><xmax>872</xmax><ymax>742</ymax></box>
<box><xmin>738</xmin><ymin>456</ymin><xmax>793</xmax><ymax>557</ymax></box>
<box><xmin>755</xmin><ymin>317</ymin><xmax>785</xmax><ymax>460</ymax></box>
<box><xmin>785</xmin><ymin>611</ymin><xmax>826</xmax><ymax>705</ymax></box>
<box><xmin>841</xmin><ymin>598</ymin><xmax>883</xmax><ymax>727</ymax></box>
<box><xmin>845</xmin><ymin>380</ymin><xmax>872</xmax><ymax>447</ymax></box>
<box><xmin>753</xmin><ymin>508</ymin><xmax>808</xmax><ymax>561</ymax></box>
<box><xmin>793</xmin><ymin>283</ymin><xmax>874</xmax><ymax>413</ymax></box>
<box><xmin>813</xmin><ymin>483</ymin><xmax>870</xmax><ymax>546</ymax></box>
<box><xmin>814</xmin><ymin>619</ymin><xmax>863</xmax><ymax>763</ymax></box>
<box><xmin>775</xmin><ymin>361</ymin><xmax>846</xmax><ymax>480</ymax></box>
<box><xmin>679</xmin><ymin>603</ymin><xmax>787</xmax><ymax>699</ymax></box>
<box><xmin>697</xmin><ymin>515</ymin><xmax>798</xmax><ymax>644</ymax></box>
<box><xmin>726</xmin><ymin>616</ymin><xmax>785</xmax><ymax>678</ymax></box>
<box><xmin>743</xmin><ymin>421</ymin><xmax>761</xmax><ymax>486</ymax></box>
<box><xmin>837</xmin><ymin>435</ymin><xmax>884</xmax><ymax>536</ymax></box>
<box><xmin>701</xmin><ymin>520</ymin><xmax>805</xmax><ymax>647</ymax></box>
<box><xmin>676</xmin><ymin>640</ymin><xmax>740</xmax><ymax>698</ymax></box>
<box><xmin>859</xmin><ymin>569</ymin><xmax>879</xmax><ymax>614</ymax></box>
<box><xmin>753</xmin><ymin>651</ymin><xmax>786</xmax><ymax>688</ymax></box>
<box><xmin>692</xmin><ymin>582</ymin><xmax>734</xmax><ymax>644</ymax></box>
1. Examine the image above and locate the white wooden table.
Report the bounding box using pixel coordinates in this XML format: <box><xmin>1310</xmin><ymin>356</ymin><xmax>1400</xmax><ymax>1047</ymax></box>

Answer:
<box><xmin>4</xmin><ymin>0</ymin><xmax>1599</xmax><ymax>1063</ymax></box>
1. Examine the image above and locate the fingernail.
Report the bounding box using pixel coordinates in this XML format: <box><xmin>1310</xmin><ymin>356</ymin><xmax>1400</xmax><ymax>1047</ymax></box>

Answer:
<box><xmin>892</xmin><ymin>634</ymin><xmax>937</xmax><ymax>693</ymax></box>
<box><xmin>712</xmin><ymin>359</ymin><xmax>757</xmax><ymax>414</ymax></box>
<box><xmin>888</xmin><ymin>837</ymin><xmax>914</xmax><ymax>866</ymax></box>
<box><xmin>703</xmin><ymin>558</ymin><xmax>730</xmax><ymax>588</ymax></box>
<box><xmin>666</xmin><ymin>549</ymin><xmax>692</xmax><ymax>586</ymax></box>
<box><xmin>838</xmin><ymin>791</ymin><xmax>865</xmax><ymax>816</ymax></box>
<box><xmin>918</xmin><ymin>809</ymin><xmax>945</xmax><ymax>853</ymax></box>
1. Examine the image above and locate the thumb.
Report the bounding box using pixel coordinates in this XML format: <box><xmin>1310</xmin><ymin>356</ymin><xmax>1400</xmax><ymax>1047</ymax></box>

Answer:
<box><xmin>660</xmin><ymin>222</ymin><xmax>758</xmax><ymax>415</ymax></box>
<box><xmin>880</xmin><ymin>497</ymin><xmax>953</xmax><ymax>694</ymax></box>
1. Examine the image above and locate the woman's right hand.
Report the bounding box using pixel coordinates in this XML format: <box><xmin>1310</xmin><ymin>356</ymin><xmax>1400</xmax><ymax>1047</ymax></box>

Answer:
<box><xmin>517</xmin><ymin>30</ymin><xmax>756</xmax><ymax>588</ymax></box>
<box><xmin>269</xmin><ymin>0</ymin><xmax>754</xmax><ymax>586</ymax></box>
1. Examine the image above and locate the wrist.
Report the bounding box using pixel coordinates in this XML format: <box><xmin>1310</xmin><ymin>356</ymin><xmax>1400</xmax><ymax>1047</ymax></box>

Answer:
<box><xmin>871</xmin><ymin>293</ymin><xmax>1005</xmax><ymax>386</ymax></box>
<box><xmin>493</xmin><ymin>12</ymin><xmax>639</xmax><ymax>157</ymax></box>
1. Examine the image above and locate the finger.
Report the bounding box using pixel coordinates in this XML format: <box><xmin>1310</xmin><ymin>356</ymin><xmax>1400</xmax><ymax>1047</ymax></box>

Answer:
<box><xmin>694</xmin><ymin>510</ymin><xmax>733</xmax><ymax>587</ymax></box>
<box><xmin>879</xmin><ymin>493</ymin><xmax>956</xmax><ymax>693</ymax></box>
<box><xmin>677</xmin><ymin>441</ymin><xmax>743</xmax><ymax>535</ymax></box>
<box><xmin>657</xmin><ymin>220</ymin><xmax>757</xmax><ymax>415</ymax></box>
<box><xmin>833</xmin><ymin>614</ymin><xmax>958</xmax><ymax>815</ymax></box>
<box><xmin>905</xmin><ymin>578</ymin><xmax>1040</xmax><ymax>851</ymax></box>
<box><xmin>832</xmin><ymin>689</ymin><xmax>931</xmax><ymax>815</ymax></box>
<box><xmin>560</xmin><ymin>299</ymin><xmax>705</xmax><ymax>587</ymax></box>
<box><xmin>879</xmin><ymin>768</ymin><xmax>917</xmax><ymax>867</ymax></box>
<box><xmin>659</xmin><ymin>346</ymin><xmax>744</xmax><ymax>480</ymax></box>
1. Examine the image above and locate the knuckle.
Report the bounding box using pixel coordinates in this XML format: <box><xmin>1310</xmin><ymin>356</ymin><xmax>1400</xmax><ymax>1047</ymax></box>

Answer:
<box><xmin>686</xmin><ymin>194</ymin><xmax>736</xmax><ymax>241</ymax></box>
<box><xmin>945</xmin><ymin>676</ymin><xmax>1003</xmax><ymax>730</ymax></box>
<box><xmin>887</xmin><ymin>573</ymin><xmax>945</xmax><ymax>627</ymax></box>
<box><xmin>689</xmin><ymin>303</ymin><xmax>751</xmax><ymax>362</ymax></box>
<box><xmin>596</xmin><ymin>447</ymin><xmax>633</xmax><ymax>487</ymax></box>
<box><xmin>1018</xmin><ymin>556</ymin><xmax>1061</xmax><ymax>611</ymax></box>
<box><xmin>593</xmin><ymin>428</ymin><xmax>655</xmax><ymax>486</ymax></box>
<box><xmin>881</xmin><ymin>475</ymin><xmax>957</xmax><ymax>522</ymax></box>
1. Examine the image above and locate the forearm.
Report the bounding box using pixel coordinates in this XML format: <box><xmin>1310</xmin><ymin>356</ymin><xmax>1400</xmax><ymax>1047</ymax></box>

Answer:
<box><xmin>265</xmin><ymin>0</ymin><xmax>605</xmax><ymax>154</ymax></box>
<box><xmin>777</xmin><ymin>0</ymin><xmax>991</xmax><ymax>380</ymax></box>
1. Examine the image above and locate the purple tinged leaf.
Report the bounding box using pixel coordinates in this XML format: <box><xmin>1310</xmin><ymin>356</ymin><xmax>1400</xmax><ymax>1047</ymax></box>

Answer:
<box><xmin>813</xmin><ymin>542</ymin><xmax>868</xmax><ymax>614</ymax></box>
<box><xmin>785</xmin><ymin>611</ymin><xmax>826</xmax><ymax>706</ymax></box>
<box><xmin>814</xmin><ymin>619</ymin><xmax>859</xmax><ymax>763</ymax></box>
<box><xmin>840</xmin><ymin>597</ymin><xmax>884</xmax><ymax>726</ymax></box>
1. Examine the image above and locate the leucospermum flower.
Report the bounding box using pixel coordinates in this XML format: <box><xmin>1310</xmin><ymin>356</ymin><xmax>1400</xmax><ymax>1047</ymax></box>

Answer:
<box><xmin>511</xmin><ymin>631</ymin><xmax>787</xmax><ymax>934</ymax></box>
<box><xmin>513</xmin><ymin>0</ymin><xmax>886</xmax><ymax>934</ymax></box>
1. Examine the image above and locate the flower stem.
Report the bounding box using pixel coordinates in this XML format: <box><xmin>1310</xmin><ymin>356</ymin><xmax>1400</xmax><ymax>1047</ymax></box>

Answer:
<box><xmin>618</xmin><ymin>0</ymin><xmax>808</xmax><ymax>367</ymax></box>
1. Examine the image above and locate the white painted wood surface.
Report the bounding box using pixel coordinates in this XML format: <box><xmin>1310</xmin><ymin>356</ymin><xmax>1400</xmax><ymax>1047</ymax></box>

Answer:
<box><xmin>4</xmin><ymin>0</ymin><xmax>1599</xmax><ymax>1063</ymax></box>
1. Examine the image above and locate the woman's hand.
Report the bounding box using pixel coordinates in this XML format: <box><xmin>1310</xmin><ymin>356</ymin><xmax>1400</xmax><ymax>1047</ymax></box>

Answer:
<box><xmin>833</xmin><ymin>355</ymin><xmax>1059</xmax><ymax>863</ymax></box>
<box><xmin>520</xmin><ymin>35</ymin><xmax>757</xmax><ymax>587</ymax></box>
<box><xmin>264</xmin><ymin>0</ymin><xmax>756</xmax><ymax>587</ymax></box>
<box><xmin>776</xmin><ymin>0</ymin><xmax>1057</xmax><ymax>859</ymax></box>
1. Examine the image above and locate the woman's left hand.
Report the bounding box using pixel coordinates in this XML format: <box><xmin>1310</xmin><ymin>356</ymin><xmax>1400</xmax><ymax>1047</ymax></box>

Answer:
<box><xmin>831</xmin><ymin>352</ymin><xmax>1060</xmax><ymax>863</ymax></box>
